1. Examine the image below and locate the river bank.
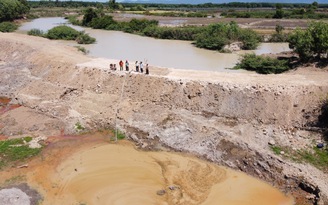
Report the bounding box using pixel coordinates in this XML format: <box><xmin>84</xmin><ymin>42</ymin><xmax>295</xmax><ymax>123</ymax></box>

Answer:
<box><xmin>1</xmin><ymin>32</ymin><xmax>328</xmax><ymax>204</ymax></box>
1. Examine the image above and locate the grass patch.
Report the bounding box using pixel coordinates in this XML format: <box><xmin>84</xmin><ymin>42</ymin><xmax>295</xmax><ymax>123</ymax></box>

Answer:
<box><xmin>271</xmin><ymin>146</ymin><xmax>283</xmax><ymax>155</ymax></box>
<box><xmin>297</xmin><ymin>147</ymin><xmax>328</xmax><ymax>171</ymax></box>
<box><xmin>74</xmin><ymin>122</ymin><xmax>85</xmax><ymax>132</ymax></box>
<box><xmin>270</xmin><ymin>145</ymin><xmax>328</xmax><ymax>172</ymax></box>
<box><xmin>110</xmin><ymin>130</ymin><xmax>125</xmax><ymax>141</ymax></box>
<box><xmin>75</xmin><ymin>46</ymin><xmax>89</xmax><ymax>54</ymax></box>
<box><xmin>0</xmin><ymin>137</ymin><xmax>42</xmax><ymax>169</ymax></box>
<box><xmin>116</xmin><ymin>130</ymin><xmax>125</xmax><ymax>140</ymax></box>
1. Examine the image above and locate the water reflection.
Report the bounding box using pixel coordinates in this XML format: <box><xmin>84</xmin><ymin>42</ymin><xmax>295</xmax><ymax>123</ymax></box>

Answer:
<box><xmin>18</xmin><ymin>17</ymin><xmax>290</xmax><ymax>72</ymax></box>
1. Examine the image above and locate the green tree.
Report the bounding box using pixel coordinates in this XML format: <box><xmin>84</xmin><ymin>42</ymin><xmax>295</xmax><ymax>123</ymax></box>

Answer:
<box><xmin>312</xmin><ymin>1</ymin><xmax>318</xmax><ymax>9</ymax></box>
<box><xmin>288</xmin><ymin>29</ymin><xmax>313</xmax><ymax>61</ymax></box>
<box><xmin>308</xmin><ymin>22</ymin><xmax>328</xmax><ymax>59</ymax></box>
<box><xmin>109</xmin><ymin>0</ymin><xmax>118</xmax><ymax>9</ymax></box>
<box><xmin>0</xmin><ymin>0</ymin><xmax>29</xmax><ymax>22</ymax></box>
<box><xmin>288</xmin><ymin>22</ymin><xmax>328</xmax><ymax>61</ymax></box>
<box><xmin>273</xmin><ymin>3</ymin><xmax>284</xmax><ymax>19</ymax></box>
<box><xmin>274</xmin><ymin>9</ymin><xmax>284</xmax><ymax>19</ymax></box>
<box><xmin>82</xmin><ymin>8</ymin><xmax>98</xmax><ymax>26</ymax></box>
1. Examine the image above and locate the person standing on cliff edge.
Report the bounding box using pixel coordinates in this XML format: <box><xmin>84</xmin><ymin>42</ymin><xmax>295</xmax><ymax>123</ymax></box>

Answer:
<box><xmin>125</xmin><ymin>60</ymin><xmax>129</xmax><ymax>71</ymax></box>
<box><xmin>119</xmin><ymin>60</ymin><xmax>123</xmax><ymax>71</ymax></box>
<box><xmin>140</xmin><ymin>61</ymin><xmax>144</xmax><ymax>73</ymax></box>
<box><xmin>145</xmin><ymin>63</ymin><xmax>149</xmax><ymax>75</ymax></box>
<box><xmin>135</xmin><ymin>61</ymin><xmax>139</xmax><ymax>72</ymax></box>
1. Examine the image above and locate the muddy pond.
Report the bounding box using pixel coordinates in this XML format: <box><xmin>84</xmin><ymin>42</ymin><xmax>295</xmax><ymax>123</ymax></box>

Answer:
<box><xmin>18</xmin><ymin>17</ymin><xmax>291</xmax><ymax>72</ymax></box>
<box><xmin>50</xmin><ymin>141</ymin><xmax>293</xmax><ymax>205</ymax></box>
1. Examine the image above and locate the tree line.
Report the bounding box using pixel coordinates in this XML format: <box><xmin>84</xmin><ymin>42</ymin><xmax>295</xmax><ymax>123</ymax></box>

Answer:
<box><xmin>26</xmin><ymin>1</ymin><xmax>328</xmax><ymax>9</ymax></box>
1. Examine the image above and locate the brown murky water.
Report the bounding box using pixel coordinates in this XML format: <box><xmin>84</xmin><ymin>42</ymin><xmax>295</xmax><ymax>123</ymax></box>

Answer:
<box><xmin>18</xmin><ymin>17</ymin><xmax>291</xmax><ymax>72</ymax></box>
<box><xmin>50</xmin><ymin>142</ymin><xmax>293</xmax><ymax>205</ymax></box>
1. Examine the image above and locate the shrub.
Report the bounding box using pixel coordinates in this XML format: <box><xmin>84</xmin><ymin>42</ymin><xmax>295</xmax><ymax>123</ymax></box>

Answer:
<box><xmin>269</xmin><ymin>33</ymin><xmax>289</xmax><ymax>42</ymax></box>
<box><xmin>82</xmin><ymin>7</ymin><xmax>98</xmax><ymax>26</ymax></box>
<box><xmin>239</xmin><ymin>29</ymin><xmax>261</xmax><ymax>50</ymax></box>
<box><xmin>27</xmin><ymin>28</ymin><xmax>44</xmax><ymax>37</ymax></box>
<box><xmin>75</xmin><ymin>46</ymin><xmax>89</xmax><ymax>54</ymax></box>
<box><xmin>123</xmin><ymin>18</ymin><xmax>158</xmax><ymax>34</ymax></box>
<box><xmin>90</xmin><ymin>15</ymin><xmax>116</xmax><ymax>29</ymax></box>
<box><xmin>194</xmin><ymin>22</ymin><xmax>260</xmax><ymax>51</ymax></box>
<box><xmin>195</xmin><ymin>32</ymin><xmax>229</xmax><ymax>50</ymax></box>
<box><xmin>0</xmin><ymin>22</ymin><xmax>18</xmax><ymax>32</ymax></box>
<box><xmin>46</xmin><ymin>25</ymin><xmax>79</xmax><ymax>40</ymax></box>
<box><xmin>67</xmin><ymin>15</ymin><xmax>81</xmax><ymax>26</ymax></box>
<box><xmin>143</xmin><ymin>26</ymin><xmax>201</xmax><ymax>40</ymax></box>
<box><xmin>234</xmin><ymin>53</ymin><xmax>290</xmax><ymax>74</ymax></box>
<box><xmin>76</xmin><ymin>31</ymin><xmax>96</xmax><ymax>44</ymax></box>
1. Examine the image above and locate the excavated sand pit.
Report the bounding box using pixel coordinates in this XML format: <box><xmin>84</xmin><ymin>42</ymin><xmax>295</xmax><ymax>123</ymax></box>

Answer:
<box><xmin>51</xmin><ymin>142</ymin><xmax>293</xmax><ymax>205</ymax></box>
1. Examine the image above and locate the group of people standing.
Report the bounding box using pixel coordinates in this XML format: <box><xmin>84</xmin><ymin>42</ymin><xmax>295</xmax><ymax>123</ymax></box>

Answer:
<box><xmin>110</xmin><ymin>60</ymin><xmax>149</xmax><ymax>75</ymax></box>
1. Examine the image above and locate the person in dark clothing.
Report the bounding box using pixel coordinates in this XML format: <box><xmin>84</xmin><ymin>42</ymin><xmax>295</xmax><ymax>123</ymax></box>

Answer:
<box><xmin>135</xmin><ymin>61</ymin><xmax>139</xmax><ymax>72</ymax></box>
<box><xmin>145</xmin><ymin>64</ymin><xmax>149</xmax><ymax>75</ymax></box>
<box><xmin>125</xmin><ymin>60</ymin><xmax>129</xmax><ymax>71</ymax></box>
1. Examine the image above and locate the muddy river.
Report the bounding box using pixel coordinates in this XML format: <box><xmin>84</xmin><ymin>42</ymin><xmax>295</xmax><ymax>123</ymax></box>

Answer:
<box><xmin>51</xmin><ymin>142</ymin><xmax>293</xmax><ymax>205</ymax></box>
<box><xmin>18</xmin><ymin>17</ymin><xmax>290</xmax><ymax>72</ymax></box>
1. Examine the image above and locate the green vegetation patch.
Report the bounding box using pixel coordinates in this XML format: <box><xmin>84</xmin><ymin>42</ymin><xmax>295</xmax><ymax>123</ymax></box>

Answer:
<box><xmin>76</xmin><ymin>31</ymin><xmax>96</xmax><ymax>44</ymax></box>
<box><xmin>75</xmin><ymin>46</ymin><xmax>89</xmax><ymax>54</ymax></box>
<box><xmin>270</xmin><ymin>145</ymin><xmax>328</xmax><ymax>172</ymax></box>
<box><xmin>0</xmin><ymin>137</ymin><xmax>42</xmax><ymax>169</ymax></box>
<box><xmin>27</xmin><ymin>28</ymin><xmax>44</xmax><ymax>37</ymax></box>
<box><xmin>0</xmin><ymin>22</ymin><xmax>18</xmax><ymax>32</ymax></box>
<box><xmin>0</xmin><ymin>0</ymin><xmax>29</xmax><ymax>22</ymax></box>
<box><xmin>288</xmin><ymin>21</ymin><xmax>328</xmax><ymax>62</ymax></box>
<box><xmin>116</xmin><ymin>130</ymin><xmax>125</xmax><ymax>140</ymax></box>
<box><xmin>74</xmin><ymin>122</ymin><xmax>85</xmax><ymax>132</ymax></box>
<box><xmin>271</xmin><ymin>146</ymin><xmax>283</xmax><ymax>155</ymax></box>
<box><xmin>233</xmin><ymin>53</ymin><xmax>290</xmax><ymax>74</ymax></box>
<box><xmin>31</xmin><ymin>25</ymin><xmax>96</xmax><ymax>44</ymax></box>
<box><xmin>46</xmin><ymin>25</ymin><xmax>80</xmax><ymax>40</ymax></box>
<box><xmin>298</xmin><ymin>147</ymin><xmax>328</xmax><ymax>171</ymax></box>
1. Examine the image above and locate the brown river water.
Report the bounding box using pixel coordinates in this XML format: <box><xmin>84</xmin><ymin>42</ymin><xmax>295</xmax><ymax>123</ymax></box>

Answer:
<box><xmin>18</xmin><ymin>17</ymin><xmax>291</xmax><ymax>72</ymax></box>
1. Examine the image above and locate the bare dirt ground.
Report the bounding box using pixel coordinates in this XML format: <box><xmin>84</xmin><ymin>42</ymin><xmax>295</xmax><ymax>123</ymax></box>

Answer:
<box><xmin>1</xmin><ymin>32</ymin><xmax>328</xmax><ymax>205</ymax></box>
